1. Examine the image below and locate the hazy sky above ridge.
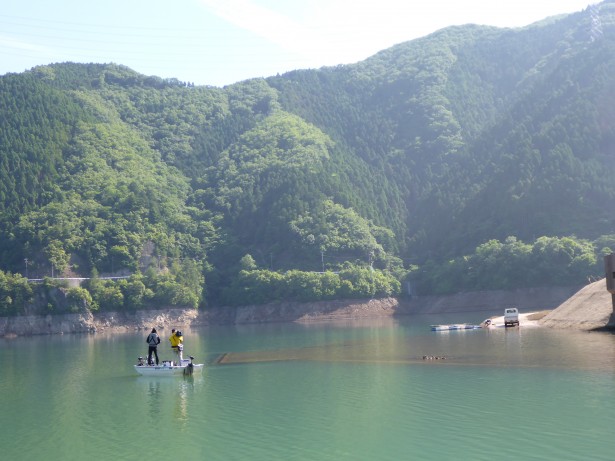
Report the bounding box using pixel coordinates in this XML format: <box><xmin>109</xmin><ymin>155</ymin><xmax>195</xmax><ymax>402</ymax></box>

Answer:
<box><xmin>0</xmin><ymin>0</ymin><xmax>596</xmax><ymax>87</ymax></box>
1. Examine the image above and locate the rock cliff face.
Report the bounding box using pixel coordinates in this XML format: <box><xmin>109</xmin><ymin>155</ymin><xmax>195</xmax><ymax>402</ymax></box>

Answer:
<box><xmin>0</xmin><ymin>284</ymin><xmax>600</xmax><ymax>337</ymax></box>
<box><xmin>0</xmin><ymin>311</ymin><xmax>97</xmax><ymax>337</ymax></box>
<box><xmin>0</xmin><ymin>298</ymin><xmax>401</xmax><ymax>336</ymax></box>
<box><xmin>398</xmin><ymin>286</ymin><xmax>581</xmax><ymax>315</ymax></box>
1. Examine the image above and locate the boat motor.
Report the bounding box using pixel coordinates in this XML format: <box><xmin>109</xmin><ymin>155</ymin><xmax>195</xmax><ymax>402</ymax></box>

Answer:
<box><xmin>183</xmin><ymin>356</ymin><xmax>195</xmax><ymax>376</ymax></box>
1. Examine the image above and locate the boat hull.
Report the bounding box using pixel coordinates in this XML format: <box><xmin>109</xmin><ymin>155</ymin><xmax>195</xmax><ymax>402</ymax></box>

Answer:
<box><xmin>134</xmin><ymin>363</ymin><xmax>204</xmax><ymax>376</ymax></box>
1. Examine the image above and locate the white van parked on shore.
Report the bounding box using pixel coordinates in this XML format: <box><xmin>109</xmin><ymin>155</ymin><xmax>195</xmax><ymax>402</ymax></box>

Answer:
<box><xmin>504</xmin><ymin>307</ymin><xmax>520</xmax><ymax>327</ymax></box>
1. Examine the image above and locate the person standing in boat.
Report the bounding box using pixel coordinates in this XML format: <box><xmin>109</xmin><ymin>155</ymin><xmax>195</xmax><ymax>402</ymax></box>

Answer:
<box><xmin>169</xmin><ymin>329</ymin><xmax>184</xmax><ymax>364</ymax></box>
<box><xmin>146</xmin><ymin>328</ymin><xmax>161</xmax><ymax>366</ymax></box>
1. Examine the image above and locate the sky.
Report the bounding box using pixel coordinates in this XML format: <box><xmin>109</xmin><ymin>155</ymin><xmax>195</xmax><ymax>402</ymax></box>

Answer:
<box><xmin>0</xmin><ymin>0</ymin><xmax>596</xmax><ymax>87</ymax></box>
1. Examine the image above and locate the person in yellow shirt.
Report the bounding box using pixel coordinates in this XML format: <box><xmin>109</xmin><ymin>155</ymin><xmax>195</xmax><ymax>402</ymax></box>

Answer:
<box><xmin>169</xmin><ymin>329</ymin><xmax>184</xmax><ymax>364</ymax></box>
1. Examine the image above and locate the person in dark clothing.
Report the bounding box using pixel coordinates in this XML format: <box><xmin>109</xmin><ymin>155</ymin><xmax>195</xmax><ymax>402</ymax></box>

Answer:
<box><xmin>146</xmin><ymin>328</ymin><xmax>161</xmax><ymax>365</ymax></box>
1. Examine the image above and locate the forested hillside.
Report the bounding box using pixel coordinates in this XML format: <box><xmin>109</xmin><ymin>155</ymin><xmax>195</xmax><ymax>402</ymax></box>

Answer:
<box><xmin>1</xmin><ymin>2</ymin><xmax>615</xmax><ymax>313</ymax></box>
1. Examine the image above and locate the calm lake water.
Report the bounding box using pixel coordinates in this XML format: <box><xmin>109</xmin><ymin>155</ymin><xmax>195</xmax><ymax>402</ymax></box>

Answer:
<box><xmin>2</xmin><ymin>312</ymin><xmax>614</xmax><ymax>460</ymax></box>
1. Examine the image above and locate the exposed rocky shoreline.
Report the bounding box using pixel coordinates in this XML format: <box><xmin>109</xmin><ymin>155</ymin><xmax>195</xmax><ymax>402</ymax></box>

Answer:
<box><xmin>4</xmin><ymin>283</ymin><xmax>608</xmax><ymax>337</ymax></box>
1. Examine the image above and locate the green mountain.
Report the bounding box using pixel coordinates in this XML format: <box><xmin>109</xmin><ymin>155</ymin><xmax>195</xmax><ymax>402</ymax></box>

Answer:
<box><xmin>1</xmin><ymin>2</ymin><xmax>615</xmax><ymax>309</ymax></box>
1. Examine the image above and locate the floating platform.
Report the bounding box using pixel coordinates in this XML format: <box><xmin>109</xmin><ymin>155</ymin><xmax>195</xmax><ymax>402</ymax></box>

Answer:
<box><xmin>431</xmin><ymin>324</ymin><xmax>482</xmax><ymax>331</ymax></box>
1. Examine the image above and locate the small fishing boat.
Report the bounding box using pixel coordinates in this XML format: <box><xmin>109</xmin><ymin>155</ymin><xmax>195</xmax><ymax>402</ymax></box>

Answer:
<box><xmin>431</xmin><ymin>324</ymin><xmax>482</xmax><ymax>331</ymax></box>
<box><xmin>134</xmin><ymin>356</ymin><xmax>204</xmax><ymax>376</ymax></box>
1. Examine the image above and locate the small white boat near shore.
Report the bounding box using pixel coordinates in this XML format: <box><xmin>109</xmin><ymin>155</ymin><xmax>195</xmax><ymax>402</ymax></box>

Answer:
<box><xmin>134</xmin><ymin>356</ymin><xmax>204</xmax><ymax>376</ymax></box>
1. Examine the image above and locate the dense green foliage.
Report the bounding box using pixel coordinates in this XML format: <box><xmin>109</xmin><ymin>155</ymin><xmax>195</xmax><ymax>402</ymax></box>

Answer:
<box><xmin>0</xmin><ymin>270</ymin><xmax>32</xmax><ymax>315</ymax></box>
<box><xmin>415</xmin><ymin>235</ymin><xmax>614</xmax><ymax>295</ymax></box>
<box><xmin>1</xmin><ymin>3</ymin><xmax>615</xmax><ymax>313</ymax></box>
<box><xmin>220</xmin><ymin>265</ymin><xmax>401</xmax><ymax>306</ymax></box>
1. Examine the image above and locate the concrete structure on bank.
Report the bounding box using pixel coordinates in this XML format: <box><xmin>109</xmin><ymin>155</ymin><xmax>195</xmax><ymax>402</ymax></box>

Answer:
<box><xmin>605</xmin><ymin>253</ymin><xmax>615</xmax><ymax>310</ymax></box>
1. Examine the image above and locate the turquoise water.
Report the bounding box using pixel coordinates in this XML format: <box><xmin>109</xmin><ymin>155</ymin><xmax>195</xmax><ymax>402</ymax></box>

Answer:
<box><xmin>1</xmin><ymin>313</ymin><xmax>614</xmax><ymax>460</ymax></box>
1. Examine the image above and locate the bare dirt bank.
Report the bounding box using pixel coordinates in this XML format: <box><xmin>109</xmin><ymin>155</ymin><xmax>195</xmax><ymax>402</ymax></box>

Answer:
<box><xmin>539</xmin><ymin>279</ymin><xmax>615</xmax><ymax>330</ymax></box>
<box><xmin>0</xmin><ymin>285</ymin><xmax>585</xmax><ymax>337</ymax></box>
